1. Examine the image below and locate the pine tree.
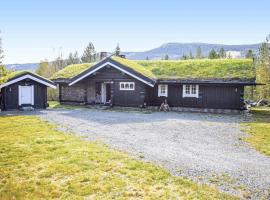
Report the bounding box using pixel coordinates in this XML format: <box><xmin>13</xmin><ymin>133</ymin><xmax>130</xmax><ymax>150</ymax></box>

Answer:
<box><xmin>196</xmin><ymin>47</ymin><xmax>202</xmax><ymax>59</ymax></box>
<box><xmin>182</xmin><ymin>54</ymin><xmax>188</xmax><ymax>60</ymax></box>
<box><xmin>255</xmin><ymin>38</ymin><xmax>270</xmax><ymax>100</ymax></box>
<box><xmin>245</xmin><ymin>50</ymin><xmax>254</xmax><ymax>59</ymax></box>
<box><xmin>164</xmin><ymin>54</ymin><xmax>169</xmax><ymax>60</ymax></box>
<box><xmin>67</xmin><ymin>51</ymin><xmax>80</xmax><ymax>65</ymax></box>
<box><xmin>81</xmin><ymin>42</ymin><xmax>96</xmax><ymax>63</ymax></box>
<box><xmin>188</xmin><ymin>51</ymin><xmax>194</xmax><ymax>59</ymax></box>
<box><xmin>219</xmin><ymin>48</ymin><xmax>226</xmax><ymax>58</ymax></box>
<box><xmin>208</xmin><ymin>49</ymin><xmax>218</xmax><ymax>59</ymax></box>
<box><xmin>0</xmin><ymin>31</ymin><xmax>7</xmax><ymax>83</ymax></box>
<box><xmin>115</xmin><ymin>43</ymin><xmax>121</xmax><ymax>56</ymax></box>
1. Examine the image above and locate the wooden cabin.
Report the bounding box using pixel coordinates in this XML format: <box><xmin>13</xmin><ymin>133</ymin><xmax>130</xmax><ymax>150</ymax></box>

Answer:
<box><xmin>0</xmin><ymin>71</ymin><xmax>56</xmax><ymax>110</ymax></box>
<box><xmin>51</xmin><ymin>56</ymin><xmax>256</xmax><ymax>111</ymax></box>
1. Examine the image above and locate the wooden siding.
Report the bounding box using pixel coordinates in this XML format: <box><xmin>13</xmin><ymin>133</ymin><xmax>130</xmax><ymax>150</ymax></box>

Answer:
<box><xmin>60</xmin><ymin>65</ymin><xmax>146</xmax><ymax>106</ymax></box>
<box><xmin>145</xmin><ymin>84</ymin><xmax>244</xmax><ymax>109</ymax></box>
<box><xmin>59</xmin><ymin>64</ymin><xmax>245</xmax><ymax>110</ymax></box>
<box><xmin>2</xmin><ymin>79</ymin><xmax>47</xmax><ymax>110</ymax></box>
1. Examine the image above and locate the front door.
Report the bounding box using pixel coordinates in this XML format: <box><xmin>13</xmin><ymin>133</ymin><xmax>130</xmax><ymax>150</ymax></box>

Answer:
<box><xmin>101</xmin><ymin>83</ymin><xmax>111</xmax><ymax>104</ymax></box>
<box><xmin>19</xmin><ymin>86</ymin><xmax>34</xmax><ymax>105</ymax></box>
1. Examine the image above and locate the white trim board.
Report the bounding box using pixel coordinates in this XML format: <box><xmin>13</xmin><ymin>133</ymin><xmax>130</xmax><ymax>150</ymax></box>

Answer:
<box><xmin>0</xmin><ymin>74</ymin><xmax>56</xmax><ymax>89</ymax></box>
<box><xmin>69</xmin><ymin>61</ymin><xmax>155</xmax><ymax>87</ymax></box>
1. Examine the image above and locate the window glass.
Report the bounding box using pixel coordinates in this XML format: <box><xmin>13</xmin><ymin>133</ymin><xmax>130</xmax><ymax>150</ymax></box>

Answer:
<box><xmin>191</xmin><ymin>85</ymin><xmax>196</xmax><ymax>94</ymax></box>
<box><xmin>186</xmin><ymin>85</ymin><xmax>190</xmax><ymax>94</ymax></box>
<box><xmin>183</xmin><ymin>84</ymin><xmax>199</xmax><ymax>98</ymax></box>
<box><xmin>119</xmin><ymin>82</ymin><xmax>135</xmax><ymax>90</ymax></box>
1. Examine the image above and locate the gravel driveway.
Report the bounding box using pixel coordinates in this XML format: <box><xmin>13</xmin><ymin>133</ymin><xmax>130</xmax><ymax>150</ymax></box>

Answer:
<box><xmin>35</xmin><ymin>109</ymin><xmax>270</xmax><ymax>198</ymax></box>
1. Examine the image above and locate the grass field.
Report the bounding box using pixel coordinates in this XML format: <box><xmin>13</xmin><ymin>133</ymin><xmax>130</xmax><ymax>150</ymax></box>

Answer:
<box><xmin>48</xmin><ymin>101</ymin><xmax>81</xmax><ymax>109</ymax></box>
<box><xmin>0</xmin><ymin>115</ymin><xmax>236</xmax><ymax>199</ymax></box>
<box><xmin>244</xmin><ymin>107</ymin><xmax>270</xmax><ymax>156</ymax></box>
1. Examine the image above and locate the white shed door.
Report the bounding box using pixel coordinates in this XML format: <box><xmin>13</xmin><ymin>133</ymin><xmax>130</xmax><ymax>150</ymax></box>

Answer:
<box><xmin>20</xmin><ymin>86</ymin><xmax>34</xmax><ymax>105</ymax></box>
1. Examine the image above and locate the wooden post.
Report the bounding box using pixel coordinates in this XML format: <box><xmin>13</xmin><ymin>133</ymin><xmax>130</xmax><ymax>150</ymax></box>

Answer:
<box><xmin>59</xmin><ymin>84</ymin><xmax>62</xmax><ymax>103</ymax></box>
<box><xmin>110</xmin><ymin>81</ymin><xmax>114</xmax><ymax>107</ymax></box>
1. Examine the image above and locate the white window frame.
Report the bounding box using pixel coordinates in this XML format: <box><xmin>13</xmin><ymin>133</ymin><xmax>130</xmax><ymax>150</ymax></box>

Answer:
<box><xmin>183</xmin><ymin>84</ymin><xmax>199</xmax><ymax>98</ymax></box>
<box><xmin>119</xmin><ymin>82</ymin><xmax>135</xmax><ymax>91</ymax></box>
<box><xmin>158</xmin><ymin>84</ymin><xmax>168</xmax><ymax>97</ymax></box>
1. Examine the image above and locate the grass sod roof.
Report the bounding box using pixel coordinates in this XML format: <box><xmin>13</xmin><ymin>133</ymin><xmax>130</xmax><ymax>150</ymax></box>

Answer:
<box><xmin>110</xmin><ymin>56</ymin><xmax>156</xmax><ymax>79</ymax></box>
<box><xmin>50</xmin><ymin>58</ymin><xmax>255</xmax><ymax>82</ymax></box>
<box><xmin>137</xmin><ymin>59</ymin><xmax>255</xmax><ymax>81</ymax></box>
<box><xmin>50</xmin><ymin>63</ymin><xmax>94</xmax><ymax>80</ymax></box>
<box><xmin>0</xmin><ymin>70</ymin><xmax>36</xmax><ymax>84</ymax></box>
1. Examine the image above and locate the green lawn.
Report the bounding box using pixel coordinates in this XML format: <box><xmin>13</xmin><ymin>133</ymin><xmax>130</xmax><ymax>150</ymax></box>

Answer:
<box><xmin>244</xmin><ymin>107</ymin><xmax>270</xmax><ymax>156</ymax></box>
<box><xmin>48</xmin><ymin>101</ymin><xmax>83</xmax><ymax>109</ymax></box>
<box><xmin>0</xmin><ymin>115</ymin><xmax>236</xmax><ymax>199</ymax></box>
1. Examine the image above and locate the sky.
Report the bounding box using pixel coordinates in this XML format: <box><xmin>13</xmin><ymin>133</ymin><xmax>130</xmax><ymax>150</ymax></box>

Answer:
<box><xmin>0</xmin><ymin>0</ymin><xmax>269</xmax><ymax>64</ymax></box>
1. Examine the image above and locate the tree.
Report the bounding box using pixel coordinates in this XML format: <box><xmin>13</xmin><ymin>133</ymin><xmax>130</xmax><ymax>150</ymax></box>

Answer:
<box><xmin>146</xmin><ymin>56</ymin><xmax>149</xmax><ymax>60</ymax></box>
<box><xmin>245</xmin><ymin>49</ymin><xmax>255</xmax><ymax>59</ymax></box>
<box><xmin>67</xmin><ymin>51</ymin><xmax>80</xmax><ymax>65</ymax></box>
<box><xmin>0</xmin><ymin>30</ymin><xmax>7</xmax><ymax>83</ymax></box>
<box><xmin>196</xmin><ymin>47</ymin><xmax>202</xmax><ymax>59</ymax></box>
<box><xmin>115</xmin><ymin>43</ymin><xmax>121</xmax><ymax>56</ymax></box>
<box><xmin>219</xmin><ymin>48</ymin><xmax>226</xmax><ymax>58</ymax></box>
<box><xmin>36</xmin><ymin>60</ymin><xmax>50</xmax><ymax>78</ymax></box>
<box><xmin>182</xmin><ymin>54</ymin><xmax>188</xmax><ymax>60</ymax></box>
<box><xmin>188</xmin><ymin>50</ymin><xmax>194</xmax><ymax>59</ymax></box>
<box><xmin>81</xmin><ymin>42</ymin><xmax>96</xmax><ymax>63</ymax></box>
<box><xmin>255</xmin><ymin>38</ymin><xmax>270</xmax><ymax>100</ymax></box>
<box><xmin>208</xmin><ymin>49</ymin><xmax>218</xmax><ymax>59</ymax></box>
<box><xmin>164</xmin><ymin>54</ymin><xmax>169</xmax><ymax>60</ymax></box>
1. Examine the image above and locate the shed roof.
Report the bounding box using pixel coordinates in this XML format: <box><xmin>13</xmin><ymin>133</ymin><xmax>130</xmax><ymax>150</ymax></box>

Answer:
<box><xmin>0</xmin><ymin>71</ymin><xmax>56</xmax><ymax>89</ymax></box>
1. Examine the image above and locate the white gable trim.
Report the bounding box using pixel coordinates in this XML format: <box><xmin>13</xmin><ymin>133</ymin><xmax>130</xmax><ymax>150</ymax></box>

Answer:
<box><xmin>69</xmin><ymin>61</ymin><xmax>155</xmax><ymax>87</ymax></box>
<box><xmin>0</xmin><ymin>74</ymin><xmax>56</xmax><ymax>89</ymax></box>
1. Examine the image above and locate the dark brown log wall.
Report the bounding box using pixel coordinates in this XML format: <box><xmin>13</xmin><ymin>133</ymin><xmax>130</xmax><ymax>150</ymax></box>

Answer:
<box><xmin>60</xmin><ymin>66</ymin><xmax>146</xmax><ymax>107</ymax></box>
<box><xmin>145</xmin><ymin>84</ymin><xmax>244</xmax><ymax>109</ymax></box>
<box><xmin>2</xmin><ymin>79</ymin><xmax>47</xmax><ymax>110</ymax></box>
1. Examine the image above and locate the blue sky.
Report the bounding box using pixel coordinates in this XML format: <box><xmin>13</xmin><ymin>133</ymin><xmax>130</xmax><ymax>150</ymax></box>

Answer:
<box><xmin>0</xmin><ymin>0</ymin><xmax>269</xmax><ymax>63</ymax></box>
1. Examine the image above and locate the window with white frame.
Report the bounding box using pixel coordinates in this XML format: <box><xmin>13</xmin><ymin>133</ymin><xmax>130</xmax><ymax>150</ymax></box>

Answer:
<box><xmin>119</xmin><ymin>82</ymin><xmax>135</xmax><ymax>90</ymax></box>
<box><xmin>158</xmin><ymin>84</ymin><xmax>168</xmax><ymax>97</ymax></box>
<box><xmin>183</xmin><ymin>84</ymin><xmax>199</xmax><ymax>98</ymax></box>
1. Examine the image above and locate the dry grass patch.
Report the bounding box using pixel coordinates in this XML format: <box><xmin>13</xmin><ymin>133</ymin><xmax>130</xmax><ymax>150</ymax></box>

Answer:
<box><xmin>0</xmin><ymin>116</ymin><xmax>237</xmax><ymax>199</ymax></box>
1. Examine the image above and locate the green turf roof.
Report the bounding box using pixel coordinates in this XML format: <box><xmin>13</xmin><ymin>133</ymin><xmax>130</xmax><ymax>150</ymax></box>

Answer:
<box><xmin>50</xmin><ymin>57</ymin><xmax>255</xmax><ymax>82</ymax></box>
<box><xmin>137</xmin><ymin>59</ymin><xmax>255</xmax><ymax>81</ymax></box>
<box><xmin>0</xmin><ymin>70</ymin><xmax>55</xmax><ymax>85</ymax></box>
<box><xmin>0</xmin><ymin>71</ymin><xmax>29</xmax><ymax>84</ymax></box>
<box><xmin>50</xmin><ymin>63</ymin><xmax>94</xmax><ymax>80</ymax></box>
<box><xmin>110</xmin><ymin>56</ymin><xmax>156</xmax><ymax>79</ymax></box>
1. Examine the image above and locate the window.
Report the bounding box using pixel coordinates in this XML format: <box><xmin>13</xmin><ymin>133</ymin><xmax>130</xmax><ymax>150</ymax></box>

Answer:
<box><xmin>183</xmin><ymin>84</ymin><xmax>199</xmax><ymax>98</ymax></box>
<box><xmin>120</xmin><ymin>82</ymin><xmax>135</xmax><ymax>90</ymax></box>
<box><xmin>158</xmin><ymin>84</ymin><xmax>168</xmax><ymax>97</ymax></box>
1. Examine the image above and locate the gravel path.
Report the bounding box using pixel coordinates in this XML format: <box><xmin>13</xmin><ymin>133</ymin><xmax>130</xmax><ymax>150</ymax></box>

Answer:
<box><xmin>10</xmin><ymin>108</ymin><xmax>270</xmax><ymax>199</ymax></box>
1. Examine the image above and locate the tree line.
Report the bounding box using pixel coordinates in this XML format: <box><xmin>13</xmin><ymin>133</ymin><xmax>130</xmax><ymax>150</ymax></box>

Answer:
<box><xmin>163</xmin><ymin>47</ymin><xmax>255</xmax><ymax>60</ymax></box>
<box><xmin>35</xmin><ymin>43</ymin><xmax>121</xmax><ymax>79</ymax></box>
